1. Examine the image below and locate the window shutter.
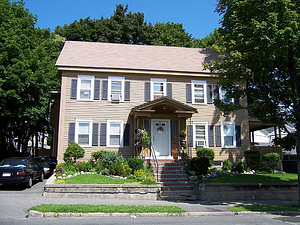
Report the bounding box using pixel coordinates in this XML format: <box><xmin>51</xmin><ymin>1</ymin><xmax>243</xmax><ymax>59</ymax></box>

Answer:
<box><xmin>187</xmin><ymin>125</ymin><xmax>193</xmax><ymax>147</ymax></box>
<box><xmin>171</xmin><ymin>120</ymin><xmax>177</xmax><ymax>141</ymax></box>
<box><xmin>186</xmin><ymin>84</ymin><xmax>192</xmax><ymax>103</ymax></box>
<box><xmin>167</xmin><ymin>83</ymin><xmax>172</xmax><ymax>98</ymax></box>
<box><xmin>215</xmin><ymin>125</ymin><xmax>221</xmax><ymax>147</ymax></box>
<box><xmin>234</xmin><ymin>86</ymin><xmax>239</xmax><ymax>105</ymax></box>
<box><xmin>94</xmin><ymin>80</ymin><xmax>100</xmax><ymax>100</ymax></box>
<box><xmin>102</xmin><ymin>80</ymin><xmax>108</xmax><ymax>100</ymax></box>
<box><xmin>124</xmin><ymin>81</ymin><xmax>130</xmax><ymax>101</ymax></box>
<box><xmin>92</xmin><ymin>123</ymin><xmax>99</xmax><ymax>146</ymax></box>
<box><xmin>209</xmin><ymin>125</ymin><xmax>214</xmax><ymax>147</ymax></box>
<box><xmin>207</xmin><ymin>85</ymin><xmax>213</xmax><ymax>103</ymax></box>
<box><xmin>236</xmin><ymin>125</ymin><xmax>241</xmax><ymax>147</ymax></box>
<box><xmin>145</xmin><ymin>82</ymin><xmax>151</xmax><ymax>102</ymax></box>
<box><xmin>100</xmin><ymin>123</ymin><xmax>107</xmax><ymax>146</ymax></box>
<box><xmin>123</xmin><ymin>123</ymin><xmax>130</xmax><ymax>146</ymax></box>
<box><xmin>68</xmin><ymin>123</ymin><xmax>75</xmax><ymax>144</ymax></box>
<box><xmin>70</xmin><ymin>79</ymin><xmax>77</xmax><ymax>99</ymax></box>
<box><xmin>214</xmin><ymin>85</ymin><xmax>219</xmax><ymax>100</ymax></box>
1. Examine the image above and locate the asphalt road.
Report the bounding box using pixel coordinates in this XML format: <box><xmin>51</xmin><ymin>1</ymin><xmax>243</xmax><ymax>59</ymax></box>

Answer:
<box><xmin>1</xmin><ymin>179</ymin><xmax>300</xmax><ymax>224</ymax></box>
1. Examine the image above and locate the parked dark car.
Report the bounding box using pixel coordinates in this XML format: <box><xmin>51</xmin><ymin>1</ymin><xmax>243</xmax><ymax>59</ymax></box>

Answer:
<box><xmin>0</xmin><ymin>157</ymin><xmax>44</xmax><ymax>188</ymax></box>
<box><xmin>34</xmin><ymin>156</ymin><xmax>57</xmax><ymax>177</ymax></box>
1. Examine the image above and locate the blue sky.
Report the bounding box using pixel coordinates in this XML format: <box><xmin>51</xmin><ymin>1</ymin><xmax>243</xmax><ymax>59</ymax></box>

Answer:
<box><xmin>24</xmin><ymin>0</ymin><xmax>221</xmax><ymax>39</ymax></box>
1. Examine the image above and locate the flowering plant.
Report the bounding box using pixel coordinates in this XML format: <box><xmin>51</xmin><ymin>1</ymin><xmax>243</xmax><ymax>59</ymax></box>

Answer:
<box><xmin>171</xmin><ymin>148</ymin><xmax>179</xmax><ymax>154</ymax></box>
<box><xmin>181</xmin><ymin>130</ymin><xmax>186</xmax><ymax>135</ymax></box>
<box><xmin>138</xmin><ymin>129</ymin><xmax>152</xmax><ymax>144</ymax></box>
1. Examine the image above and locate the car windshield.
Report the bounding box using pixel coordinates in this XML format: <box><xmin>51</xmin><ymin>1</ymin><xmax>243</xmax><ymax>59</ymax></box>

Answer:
<box><xmin>0</xmin><ymin>159</ymin><xmax>27</xmax><ymax>167</ymax></box>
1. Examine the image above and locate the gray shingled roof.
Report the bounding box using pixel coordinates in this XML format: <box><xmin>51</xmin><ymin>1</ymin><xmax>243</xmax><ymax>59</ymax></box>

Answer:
<box><xmin>56</xmin><ymin>41</ymin><xmax>218</xmax><ymax>74</ymax></box>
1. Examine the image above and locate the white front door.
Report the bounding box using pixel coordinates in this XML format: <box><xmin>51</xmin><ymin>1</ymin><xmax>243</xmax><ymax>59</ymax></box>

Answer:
<box><xmin>151</xmin><ymin>119</ymin><xmax>170</xmax><ymax>156</ymax></box>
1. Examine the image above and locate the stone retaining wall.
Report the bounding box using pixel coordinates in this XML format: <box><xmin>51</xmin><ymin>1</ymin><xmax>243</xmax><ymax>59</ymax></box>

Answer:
<box><xmin>196</xmin><ymin>182</ymin><xmax>298</xmax><ymax>201</ymax></box>
<box><xmin>44</xmin><ymin>175</ymin><xmax>161</xmax><ymax>200</ymax></box>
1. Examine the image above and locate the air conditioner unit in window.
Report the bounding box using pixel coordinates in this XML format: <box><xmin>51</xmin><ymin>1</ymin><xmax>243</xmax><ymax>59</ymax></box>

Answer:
<box><xmin>111</xmin><ymin>94</ymin><xmax>121</xmax><ymax>102</ymax></box>
<box><xmin>196</xmin><ymin>141</ymin><xmax>205</xmax><ymax>147</ymax></box>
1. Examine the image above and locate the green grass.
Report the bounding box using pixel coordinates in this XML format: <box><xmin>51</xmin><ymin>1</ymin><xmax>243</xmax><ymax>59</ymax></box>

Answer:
<box><xmin>55</xmin><ymin>174</ymin><xmax>143</xmax><ymax>184</ymax></box>
<box><xmin>54</xmin><ymin>174</ymin><xmax>159</xmax><ymax>185</ymax></box>
<box><xmin>228</xmin><ymin>205</ymin><xmax>300</xmax><ymax>212</ymax></box>
<box><xmin>29</xmin><ymin>204</ymin><xmax>186</xmax><ymax>214</ymax></box>
<box><xmin>205</xmin><ymin>173</ymin><xmax>298</xmax><ymax>183</ymax></box>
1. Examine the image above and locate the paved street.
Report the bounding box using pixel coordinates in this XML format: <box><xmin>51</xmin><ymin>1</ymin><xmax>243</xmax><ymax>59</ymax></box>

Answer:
<box><xmin>1</xmin><ymin>179</ymin><xmax>300</xmax><ymax>224</ymax></box>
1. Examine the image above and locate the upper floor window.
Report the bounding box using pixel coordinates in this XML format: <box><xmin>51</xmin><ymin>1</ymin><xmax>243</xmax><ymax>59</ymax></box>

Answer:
<box><xmin>108</xmin><ymin>77</ymin><xmax>125</xmax><ymax>102</ymax></box>
<box><xmin>106</xmin><ymin>119</ymin><xmax>124</xmax><ymax>148</ymax></box>
<box><xmin>192</xmin><ymin>80</ymin><xmax>207</xmax><ymax>104</ymax></box>
<box><xmin>193</xmin><ymin>122</ymin><xmax>209</xmax><ymax>148</ymax></box>
<box><xmin>75</xmin><ymin>119</ymin><xmax>93</xmax><ymax>147</ymax></box>
<box><xmin>219</xmin><ymin>88</ymin><xmax>234</xmax><ymax>103</ymax></box>
<box><xmin>221</xmin><ymin>121</ymin><xmax>236</xmax><ymax>148</ymax></box>
<box><xmin>151</xmin><ymin>78</ymin><xmax>166</xmax><ymax>100</ymax></box>
<box><xmin>77</xmin><ymin>75</ymin><xmax>95</xmax><ymax>100</ymax></box>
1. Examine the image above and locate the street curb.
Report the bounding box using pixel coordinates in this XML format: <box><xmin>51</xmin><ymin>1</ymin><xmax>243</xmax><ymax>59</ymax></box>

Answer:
<box><xmin>29</xmin><ymin>210</ymin><xmax>300</xmax><ymax>218</ymax></box>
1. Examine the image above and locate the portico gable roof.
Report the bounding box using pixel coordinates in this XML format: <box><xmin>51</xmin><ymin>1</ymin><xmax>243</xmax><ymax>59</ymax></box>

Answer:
<box><xmin>130</xmin><ymin>97</ymin><xmax>198</xmax><ymax>118</ymax></box>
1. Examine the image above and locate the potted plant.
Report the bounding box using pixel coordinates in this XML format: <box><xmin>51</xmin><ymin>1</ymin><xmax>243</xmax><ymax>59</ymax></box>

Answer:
<box><xmin>180</xmin><ymin>129</ymin><xmax>186</xmax><ymax>137</ymax></box>
<box><xmin>171</xmin><ymin>148</ymin><xmax>179</xmax><ymax>159</ymax></box>
<box><xmin>138</xmin><ymin>129</ymin><xmax>152</xmax><ymax>145</ymax></box>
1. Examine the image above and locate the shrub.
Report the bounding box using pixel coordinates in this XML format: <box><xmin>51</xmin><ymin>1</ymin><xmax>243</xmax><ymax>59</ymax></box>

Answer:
<box><xmin>109</xmin><ymin>162</ymin><xmax>132</xmax><ymax>177</ymax></box>
<box><xmin>222</xmin><ymin>159</ymin><xmax>232</xmax><ymax>171</ymax></box>
<box><xmin>190</xmin><ymin>157</ymin><xmax>210</xmax><ymax>175</ymax></box>
<box><xmin>262</xmin><ymin>152</ymin><xmax>281</xmax><ymax>171</ymax></box>
<box><xmin>232</xmin><ymin>159</ymin><xmax>245</xmax><ymax>173</ymax></box>
<box><xmin>128</xmin><ymin>158</ymin><xmax>144</xmax><ymax>172</ymax></box>
<box><xmin>196</xmin><ymin>147</ymin><xmax>215</xmax><ymax>166</ymax></box>
<box><xmin>91</xmin><ymin>150</ymin><xmax>124</xmax><ymax>168</ymax></box>
<box><xmin>244</xmin><ymin>150</ymin><xmax>261</xmax><ymax>170</ymax></box>
<box><xmin>63</xmin><ymin>141</ymin><xmax>85</xmax><ymax>163</ymax></box>
<box><xmin>73</xmin><ymin>161</ymin><xmax>94</xmax><ymax>172</ymax></box>
<box><xmin>134</xmin><ymin>167</ymin><xmax>155</xmax><ymax>183</ymax></box>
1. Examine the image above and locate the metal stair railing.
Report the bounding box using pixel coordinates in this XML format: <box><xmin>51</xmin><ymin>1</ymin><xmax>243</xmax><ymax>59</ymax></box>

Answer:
<box><xmin>179</xmin><ymin>141</ymin><xmax>190</xmax><ymax>181</ymax></box>
<box><xmin>150</xmin><ymin>140</ymin><xmax>159</xmax><ymax>182</ymax></box>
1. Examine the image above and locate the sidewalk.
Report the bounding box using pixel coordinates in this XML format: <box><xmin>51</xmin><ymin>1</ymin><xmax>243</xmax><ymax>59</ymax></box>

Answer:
<box><xmin>29</xmin><ymin>197</ymin><xmax>299</xmax><ymax>217</ymax></box>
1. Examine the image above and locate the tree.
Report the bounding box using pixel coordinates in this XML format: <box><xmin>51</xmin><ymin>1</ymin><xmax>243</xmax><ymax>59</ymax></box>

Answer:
<box><xmin>151</xmin><ymin>22</ymin><xmax>194</xmax><ymax>47</ymax></box>
<box><xmin>206</xmin><ymin>0</ymin><xmax>300</xmax><ymax>205</ymax></box>
<box><xmin>0</xmin><ymin>0</ymin><xmax>62</xmax><ymax>159</ymax></box>
<box><xmin>55</xmin><ymin>4</ymin><xmax>156</xmax><ymax>45</ymax></box>
<box><xmin>193</xmin><ymin>28</ymin><xmax>222</xmax><ymax>49</ymax></box>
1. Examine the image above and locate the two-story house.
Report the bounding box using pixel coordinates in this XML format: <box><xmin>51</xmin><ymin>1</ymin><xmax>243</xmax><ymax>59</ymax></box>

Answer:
<box><xmin>54</xmin><ymin>41</ymin><xmax>250</xmax><ymax>163</ymax></box>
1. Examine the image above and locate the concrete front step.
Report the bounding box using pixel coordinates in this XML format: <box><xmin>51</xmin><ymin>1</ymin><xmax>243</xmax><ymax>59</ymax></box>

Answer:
<box><xmin>160</xmin><ymin>181</ymin><xmax>193</xmax><ymax>186</ymax></box>
<box><xmin>161</xmin><ymin>186</ymin><xmax>194</xmax><ymax>191</ymax></box>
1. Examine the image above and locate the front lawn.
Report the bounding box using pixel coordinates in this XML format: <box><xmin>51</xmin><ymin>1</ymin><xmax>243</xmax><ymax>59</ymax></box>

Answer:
<box><xmin>228</xmin><ymin>205</ymin><xmax>300</xmax><ymax>212</ymax></box>
<box><xmin>29</xmin><ymin>204</ymin><xmax>186</xmax><ymax>214</ymax></box>
<box><xmin>204</xmin><ymin>173</ymin><xmax>298</xmax><ymax>183</ymax></box>
<box><xmin>54</xmin><ymin>174</ymin><xmax>158</xmax><ymax>185</ymax></box>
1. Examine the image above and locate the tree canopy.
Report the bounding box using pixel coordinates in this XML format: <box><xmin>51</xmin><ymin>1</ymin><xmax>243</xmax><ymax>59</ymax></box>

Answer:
<box><xmin>54</xmin><ymin>4</ymin><xmax>205</xmax><ymax>47</ymax></box>
<box><xmin>0</xmin><ymin>0</ymin><xmax>62</xmax><ymax>158</ymax></box>
<box><xmin>207</xmin><ymin>0</ymin><xmax>300</xmax><ymax>204</ymax></box>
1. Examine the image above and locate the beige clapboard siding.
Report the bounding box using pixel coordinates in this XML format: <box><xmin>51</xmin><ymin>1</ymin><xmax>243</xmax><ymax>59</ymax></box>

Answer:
<box><xmin>57</xmin><ymin>71</ymin><xmax>249</xmax><ymax>162</ymax></box>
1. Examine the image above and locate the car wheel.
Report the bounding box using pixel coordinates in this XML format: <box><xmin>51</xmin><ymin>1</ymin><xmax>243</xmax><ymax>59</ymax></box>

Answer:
<box><xmin>39</xmin><ymin>173</ymin><xmax>44</xmax><ymax>182</ymax></box>
<box><xmin>26</xmin><ymin>177</ymin><xmax>33</xmax><ymax>188</ymax></box>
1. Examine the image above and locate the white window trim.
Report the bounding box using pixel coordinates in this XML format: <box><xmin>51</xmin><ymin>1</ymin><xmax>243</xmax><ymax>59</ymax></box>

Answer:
<box><xmin>219</xmin><ymin>88</ymin><xmax>234</xmax><ymax>103</ymax></box>
<box><xmin>221</xmin><ymin>121</ymin><xmax>236</xmax><ymax>148</ymax></box>
<box><xmin>193</xmin><ymin>121</ymin><xmax>209</xmax><ymax>148</ymax></box>
<box><xmin>106</xmin><ymin>119</ymin><xmax>124</xmax><ymax>148</ymax></box>
<box><xmin>108</xmin><ymin>76</ymin><xmax>125</xmax><ymax>102</ymax></box>
<box><xmin>77</xmin><ymin>75</ymin><xmax>95</xmax><ymax>101</ymax></box>
<box><xmin>75</xmin><ymin>118</ymin><xmax>93</xmax><ymax>147</ymax></box>
<box><xmin>191</xmin><ymin>80</ymin><xmax>207</xmax><ymax>104</ymax></box>
<box><xmin>150</xmin><ymin>78</ymin><xmax>166</xmax><ymax>101</ymax></box>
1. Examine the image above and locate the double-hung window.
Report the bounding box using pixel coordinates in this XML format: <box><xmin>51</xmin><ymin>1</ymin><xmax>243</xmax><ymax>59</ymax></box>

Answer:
<box><xmin>192</xmin><ymin>80</ymin><xmax>207</xmax><ymax>104</ymax></box>
<box><xmin>193</xmin><ymin>122</ymin><xmax>209</xmax><ymax>148</ymax></box>
<box><xmin>221</xmin><ymin>121</ymin><xmax>236</xmax><ymax>148</ymax></box>
<box><xmin>77</xmin><ymin>75</ymin><xmax>94</xmax><ymax>100</ymax></box>
<box><xmin>107</xmin><ymin>120</ymin><xmax>124</xmax><ymax>148</ymax></box>
<box><xmin>151</xmin><ymin>78</ymin><xmax>166</xmax><ymax>100</ymax></box>
<box><xmin>108</xmin><ymin>77</ymin><xmax>124</xmax><ymax>102</ymax></box>
<box><xmin>75</xmin><ymin>119</ymin><xmax>93</xmax><ymax>147</ymax></box>
<box><xmin>219</xmin><ymin>88</ymin><xmax>234</xmax><ymax>103</ymax></box>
